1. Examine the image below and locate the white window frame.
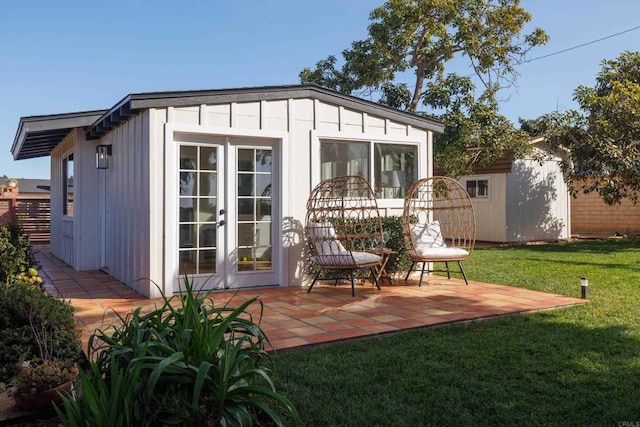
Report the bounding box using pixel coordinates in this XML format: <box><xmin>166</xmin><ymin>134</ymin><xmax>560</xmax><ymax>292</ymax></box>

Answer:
<box><xmin>311</xmin><ymin>130</ymin><xmax>427</xmax><ymax>208</ymax></box>
<box><xmin>465</xmin><ymin>176</ymin><xmax>491</xmax><ymax>200</ymax></box>
<box><xmin>62</xmin><ymin>151</ymin><xmax>74</xmax><ymax>217</ymax></box>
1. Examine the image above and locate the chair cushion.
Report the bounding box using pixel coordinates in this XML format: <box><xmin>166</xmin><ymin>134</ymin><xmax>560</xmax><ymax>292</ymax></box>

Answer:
<box><xmin>410</xmin><ymin>221</ymin><xmax>446</xmax><ymax>248</ymax></box>
<box><xmin>307</xmin><ymin>222</ymin><xmax>347</xmax><ymax>254</ymax></box>
<box><xmin>414</xmin><ymin>246</ymin><xmax>469</xmax><ymax>260</ymax></box>
<box><xmin>311</xmin><ymin>251</ymin><xmax>381</xmax><ymax>267</ymax></box>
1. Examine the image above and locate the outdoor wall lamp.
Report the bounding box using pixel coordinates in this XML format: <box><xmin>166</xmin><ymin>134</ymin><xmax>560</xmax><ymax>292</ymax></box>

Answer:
<box><xmin>96</xmin><ymin>145</ymin><xmax>112</xmax><ymax>169</ymax></box>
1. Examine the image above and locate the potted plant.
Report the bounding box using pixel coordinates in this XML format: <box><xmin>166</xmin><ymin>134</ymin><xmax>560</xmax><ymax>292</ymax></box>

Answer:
<box><xmin>5</xmin><ymin>283</ymin><xmax>82</xmax><ymax>410</ymax></box>
<box><xmin>10</xmin><ymin>359</ymin><xmax>78</xmax><ymax>410</ymax></box>
<box><xmin>6</xmin><ymin>178</ymin><xmax>18</xmax><ymax>188</ymax></box>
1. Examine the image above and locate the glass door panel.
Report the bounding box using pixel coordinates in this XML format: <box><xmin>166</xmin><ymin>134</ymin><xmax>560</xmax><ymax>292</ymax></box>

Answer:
<box><xmin>175</xmin><ymin>138</ymin><xmax>279</xmax><ymax>290</ymax></box>
<box><xmin>178</xmin><ymin>145</ymin><xmax>219</xmax><ymax>276</ymax></box>
<box><xmin>236</xmin><ymin>148</ymin><xmax>273</xmax><ymax>273</ymax></box>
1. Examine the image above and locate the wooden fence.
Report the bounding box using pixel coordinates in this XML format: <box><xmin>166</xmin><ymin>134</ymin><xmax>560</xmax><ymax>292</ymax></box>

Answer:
<box><xmin>0</xmin><ymin>198</ymin><xmax>51</xmax><ymax>243</ymax></box>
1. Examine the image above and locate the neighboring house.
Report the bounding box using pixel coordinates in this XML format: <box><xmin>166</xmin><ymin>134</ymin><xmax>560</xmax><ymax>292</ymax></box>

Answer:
<box><xmin>14</xmin><ymin>178</ymin><xmax>51</xmax><ymax>199</ymax></box>
<box><xmin>0</xmin><ymin>177</ymin><xmax>52</xmax><ymax>244</ymax></box>
<box><xmin>0</xmin><ymin>177</ymin><xmax>51</xmax><ymax>232</ymax></box>
<box><xmin>438</xmin><ymin>138</ymin><xmax>571</xmax><ymax>243</ymax></box>
<box><xmin>11</xmin><ymin>84</ymin><xmax>443</xmax><ymax>297</ymax></box>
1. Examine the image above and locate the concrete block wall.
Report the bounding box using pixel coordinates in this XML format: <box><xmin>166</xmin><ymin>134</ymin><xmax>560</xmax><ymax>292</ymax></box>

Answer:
<box><xmin>571</xmin><ymin>189</ymin><xmax>640</xmax><ymax>236</ymax></box>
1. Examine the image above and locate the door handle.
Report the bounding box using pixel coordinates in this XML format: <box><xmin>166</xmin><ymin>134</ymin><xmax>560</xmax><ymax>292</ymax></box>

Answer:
<box><xmin>218</xmin><ymin>220</ymin><xmax>226</xmax><ymax>226</ymax></box>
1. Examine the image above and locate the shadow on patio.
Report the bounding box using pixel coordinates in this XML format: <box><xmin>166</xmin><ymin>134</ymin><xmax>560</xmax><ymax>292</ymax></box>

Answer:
<box><xmin>33</xmin><ymin>245</ymin><xmax>586</xmax><ymax>353</ymax></box>
<box><xmin>1</xmin><ymin>245</ymin><xmax>587</xmax><ymax>423</ymax></box>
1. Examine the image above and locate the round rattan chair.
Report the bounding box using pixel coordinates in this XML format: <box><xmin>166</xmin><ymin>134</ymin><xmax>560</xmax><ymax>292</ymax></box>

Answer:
<box><xmin>402</xmin><ymin>176</ymin><xmax>476</xmax><ymax>286</ymax></box>
<box><xmin>305</xmin><ymin>175</ymin><xmax>384</xmax><ymax>297</ymax></box>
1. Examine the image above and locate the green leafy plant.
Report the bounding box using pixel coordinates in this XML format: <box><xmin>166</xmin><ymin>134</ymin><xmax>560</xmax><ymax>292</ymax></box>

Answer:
<box><xmin>0</xmin><ymin>282</ymin><xmax>82</xmax><ymax>384</ymax></box>
<box><xmin>57</xmin><ymin>351</ymin><xmax>151</xmax><ymax>426</ymax></box>
<box><xmin>59</xmin><ymin>277</ymin><xmax>300</xmax><ymax>426</ymax></box>
<box><xmin>12</xmin><ymin>359</ymin><xmax>78</xmax><ymax>394</ymax></box>
<box><xmin>0</xmin><ymin>224</ymin><xmax>34</xmax><ymax>285</ymax></box>
<box><xmin>380</xmin><ymin>215</ymin><xmax>413</xmax><ymax>275</ymax></box>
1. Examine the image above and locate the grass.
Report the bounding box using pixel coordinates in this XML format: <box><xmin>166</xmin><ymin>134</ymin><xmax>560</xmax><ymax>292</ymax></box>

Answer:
<box><xmin>271</xmin><ymin>238</ymin><xmax>640</xmax><ymax>426</ymax></box>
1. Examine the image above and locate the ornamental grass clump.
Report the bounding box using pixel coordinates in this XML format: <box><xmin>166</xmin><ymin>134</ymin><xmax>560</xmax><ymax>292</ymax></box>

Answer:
<box><xmin>58</xmin><ymin>277</ymin><xmax>300</xmax><ymax>426</ymax></box>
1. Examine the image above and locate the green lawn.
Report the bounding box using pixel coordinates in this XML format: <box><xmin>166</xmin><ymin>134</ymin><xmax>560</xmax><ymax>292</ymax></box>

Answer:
<box><xmin>271</xmin><ymin>238</ymin><xmax>640</xmax><ymax>426</ymax></box>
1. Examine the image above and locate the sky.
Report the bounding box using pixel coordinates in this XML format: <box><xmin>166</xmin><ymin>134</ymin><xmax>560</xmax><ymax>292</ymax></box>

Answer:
<box><xmin>1</xmin><ymin>0</ymin><xmax>639</xmax><ymax>179</ymax></box>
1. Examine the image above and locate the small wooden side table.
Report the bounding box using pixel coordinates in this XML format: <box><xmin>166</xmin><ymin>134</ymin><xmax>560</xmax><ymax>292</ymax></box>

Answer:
<box><xmin>370</xmin><ymin>248</ymin><xmax>396</xmax><ymax>284</ymax></box>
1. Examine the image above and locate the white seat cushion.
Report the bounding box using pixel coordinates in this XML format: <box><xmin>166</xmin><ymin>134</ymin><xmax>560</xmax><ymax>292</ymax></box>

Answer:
<box><xmin>414</xmin><ymin>246</ymin><xmax>469</xmax><ymax>260</ymax></box>
<box><xmin>410</xmin><ymin>221</ymin><xmax>446</xmax><ymax>248</ymax></box>
<box><xmin>311</xmin><ymin>251</ymin><xmax>381</xmax><ymax>267</ymax></box>
<box><xmin>307</xmin><ymin>222</ymin><xmax>347</xmax><ymax>254</ymax></box>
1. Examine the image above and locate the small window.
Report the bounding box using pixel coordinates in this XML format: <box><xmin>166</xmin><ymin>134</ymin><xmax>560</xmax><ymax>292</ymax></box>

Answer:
<box><xmin>63</xmin><ymin>153</ymin><xmax>74</xmax><ymax>216</ymax></box>
<box><xmin>466</xmin><ymin>179</ymin><xmax>489</xmax><ymax>198</ymax></box>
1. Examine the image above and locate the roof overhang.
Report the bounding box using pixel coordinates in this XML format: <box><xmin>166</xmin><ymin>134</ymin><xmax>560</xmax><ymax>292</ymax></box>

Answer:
<box><xmin>12</xmin><ymin>110</ymin><xmax>107</xmax><ymax>160</ymax></box>
<box><xmin>86</xmin><ymin>84</ymin><xmax>444</xmax><ymax>140</ymax></box>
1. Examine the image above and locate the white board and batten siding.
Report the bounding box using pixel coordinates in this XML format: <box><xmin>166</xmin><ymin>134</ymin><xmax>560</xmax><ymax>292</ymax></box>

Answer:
<box><xmin>35</xmin><ymin>93</ymin><xmax>434</xmax><ymax>297</ymax></box>
<box><xmin>96</xmin><ymin>113</ymin><xmax>153</xmax><ymax>296</ymax></box>
<box><xmin>135</xmin><ymin>98</ymin><xmax>434</xmax><ymax>296</ymax></box>
<box><xmin>50</xmin><ymin>129</ymin><xmax>101</xmax><ymax>270</ymax></box>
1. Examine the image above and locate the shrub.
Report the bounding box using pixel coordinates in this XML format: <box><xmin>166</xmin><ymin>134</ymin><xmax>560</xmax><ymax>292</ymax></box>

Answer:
<box><xmin>380</xmin><ymin>215</ymin><xmax>413</xmax><ymax>276</ymax></box>
<box><xmin>13</xmin><ymin>359</ymin><xmax>79</xmax><ymax>394</ymax></box>
<box><xmin>58</xmin><ymin>277</ymin><xmax>300</xmax><ymax>426</ymax></box>
<box><xmin>0</xmin><ymin>278</ymin><xmax>83</xmax><ymax>383</ymax></box>
<box><xmin>0</xmin><ymin>224</ymin><xmax>34</xmax><ymax>285</ymax></box>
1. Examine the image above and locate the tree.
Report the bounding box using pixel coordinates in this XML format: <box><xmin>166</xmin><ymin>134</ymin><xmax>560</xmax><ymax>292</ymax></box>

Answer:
<box><xmin>300</xmin><ymin>0</ymin><xmax>548</xmax><ymax>176</ymax></box>
<box><xmin>542</xmin><ymin>51</ymin><xmax>640</xmax><ymax>205</ymax></box>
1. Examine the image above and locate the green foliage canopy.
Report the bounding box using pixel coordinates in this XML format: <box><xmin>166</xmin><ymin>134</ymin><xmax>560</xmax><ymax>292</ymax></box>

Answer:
<box><xmin>541</xmin><ymin>51</ymin><xmax>640</xmax><ymax>205</ymax></box>
<box><xmin>300</xmin><ymin>0</ymin><xmax>548</xmax><ymax>176</ymax></box>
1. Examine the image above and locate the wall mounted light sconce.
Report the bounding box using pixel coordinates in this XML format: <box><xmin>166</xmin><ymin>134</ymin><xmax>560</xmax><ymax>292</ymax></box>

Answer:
<box><xmin>96</xmin><ymin>145</ymin><xmax>112</xmax><ymax>169</ymax></box>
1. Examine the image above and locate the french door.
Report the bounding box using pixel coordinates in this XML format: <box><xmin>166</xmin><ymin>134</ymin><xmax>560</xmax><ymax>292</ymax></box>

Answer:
<box><xmin>176</xmin><ymin>136</ymin><xmax>279</xmax><ymax>290</ymax></box>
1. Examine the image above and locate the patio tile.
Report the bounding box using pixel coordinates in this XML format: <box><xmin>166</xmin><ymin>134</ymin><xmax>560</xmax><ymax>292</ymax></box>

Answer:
<box><xmin>30</xmin><ymin>245</ymin><xmax>587</xmax><ymax>356</ymax></box>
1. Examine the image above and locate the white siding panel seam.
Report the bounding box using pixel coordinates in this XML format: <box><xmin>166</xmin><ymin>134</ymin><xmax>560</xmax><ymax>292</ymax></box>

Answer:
<box><xmin>199</xmin><ymin>104</ymin><xmax>206</xmax><ymax>126</ymax></box>
<box><xmin>338</xmin><ymin>106</ymin><xmax>344</xmax><ymax>132</ymax></box>
<box><xmin>362</xmin><ymin>113</ymin><xmax>367</xmax><ymax>133</ymax></box>
<box><xmin>231</xmin><ymin>102</ymin><xmax>237</xmax><ymax>128</ymax></box>
<box><xmin>313</xmin><ymin>99</ymin><xmax>319</xmax><ymax>130</ymax></box>
<box><xmin>385</xmin><ymin>119</ymin><xmax>391</xmax><ymax>135</ymax></box>
<box><xmin>260</xmin><ymin>100</ymin><xmax>267</xmax><ymax>130</ymax></box>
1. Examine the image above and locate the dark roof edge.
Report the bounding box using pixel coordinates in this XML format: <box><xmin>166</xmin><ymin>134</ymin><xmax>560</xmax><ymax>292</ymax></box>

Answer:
<box><xmin>12</xmin><ymin>110</ymin><xmax>108</xmax><ymax>160</ymax></box>
<box><xmin>87</xmin><ymin>84</ymin><xmax>443</xmax><ymax>140</ymax></box>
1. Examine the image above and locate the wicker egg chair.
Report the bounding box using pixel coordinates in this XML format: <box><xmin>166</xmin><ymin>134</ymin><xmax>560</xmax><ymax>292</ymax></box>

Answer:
<box><xmin>305</xmin><ymin>175</ymin><xmax>384</xmax><ymax>297</ymax></box>
<box><xmin>402</xmin><ymin>176</ymin><xmax>476</xmax><ymax>286</ymax></box>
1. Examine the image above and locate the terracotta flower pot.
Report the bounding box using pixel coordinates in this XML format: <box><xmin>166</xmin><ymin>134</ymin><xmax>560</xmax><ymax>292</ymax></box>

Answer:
<box><xmin>13</xmin><ymin>380</ymin><xmax>74</xmax><ymax>410</ymax></box>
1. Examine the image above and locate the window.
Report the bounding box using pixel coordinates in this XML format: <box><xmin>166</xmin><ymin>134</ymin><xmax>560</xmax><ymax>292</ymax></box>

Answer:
<box><xmin>320</xmin><ymin>140</ymin><xmax>417</xmax><ymax>199</ymax></box>
<box><xmin>466</xmin><ymin>179</ymin><xmax>489</xmax><ymax>198</ymax></box>
<box><xmin>62</xmin><ymin>153</ymin><xmax>74</xmax><ymax>216</ymax></box>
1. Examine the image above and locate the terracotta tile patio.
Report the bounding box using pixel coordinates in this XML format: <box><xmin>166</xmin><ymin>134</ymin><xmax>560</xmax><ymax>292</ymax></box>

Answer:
<box><xmin>32</xmin><ymin>245</ymin><xmax>586</xmax><ymax>352</ymax></box>
<box><xmin>1</xmin><ymin>245</ymin><xmax>587</xmax><ymax>423</ymax></box>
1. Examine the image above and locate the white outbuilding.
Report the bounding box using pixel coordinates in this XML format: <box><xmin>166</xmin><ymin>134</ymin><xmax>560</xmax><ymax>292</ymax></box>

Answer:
<box><xmin>12</xmin><ymin>85</ymin><xmax>443</xmax><ymax>297</ymax></box>
<box><xmin>453</xmin><ymin>138</ymin><xmax>571</xmax><ymax>243</ymax></box>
